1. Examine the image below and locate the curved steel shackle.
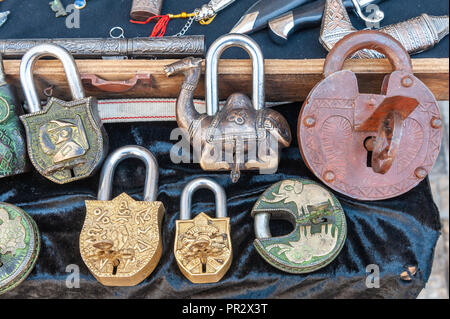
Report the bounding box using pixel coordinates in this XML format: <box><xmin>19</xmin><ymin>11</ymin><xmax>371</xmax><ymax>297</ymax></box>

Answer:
<box><xmin>180</xmin><ymin>178</ymin><xmax>227</xmax><ymax>220</ymax></box>
<box><xmin>97</xmin><ymin>146</ymin><xmax>159</xmax><ymax>202</ymax></box>
<box><xmin>19</xmin><ymin>44</ymin><xmax>85</xmax><ymax>114</ymax></box>
<box><xmin>205</xmin><ymin>33</ymin><xmax>265</xmax><ymax>116</ymax></box>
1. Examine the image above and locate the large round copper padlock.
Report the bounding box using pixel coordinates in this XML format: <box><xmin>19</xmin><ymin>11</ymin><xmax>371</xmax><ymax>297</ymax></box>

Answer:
<box><xmin>298</xmin><ymin>30</ymin><xmax>442</xmax><ymax>200</ymax></box>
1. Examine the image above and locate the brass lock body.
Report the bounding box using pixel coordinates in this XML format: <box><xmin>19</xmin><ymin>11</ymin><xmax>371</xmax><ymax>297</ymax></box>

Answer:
<box><xmin>0</xmin><ymin>202</ymin><xmax>40</xmax><ymax>294</ymax></box>
<box><xmin>174</xmin><ymin>178</ymin><xmax>232</xmax><ymax>284</ymax></box>
<box><xmin>80</xmin><ymin>146</ymin><xmax>164</xmax><ymax>286</ymax></box>
<box><xmin>251</xmin><ymin>179</ymin><xmax>346</xmax><ymax>273</ymax></box>
<box><xmin>19</xmin><ymin>44</ymin><xmax>108</xmax><ymax>184</ymax></box>
<box><xmin>165</xmin><ymin>34</ymin><xmax>292</xmax><ymax>183</ymax></box>
<box><xmin>0</xmin><ymin>55</ymin><xmax>30</xmax><ymax>179</ymax></box>
<box><xmin>298</xmin><ymin>31</ymin><xmax>443</xmax><ymax>200</ymax></box>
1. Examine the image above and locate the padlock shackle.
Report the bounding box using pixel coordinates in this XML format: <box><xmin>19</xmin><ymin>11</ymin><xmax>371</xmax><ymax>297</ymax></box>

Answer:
<box><xmin>19</xmin><ymin>44</ymin><xmax>85</xmax><ymax>114</ymax></box>
<box><xmin>323</xmin><ymin>30</ymin><xmax>413</xmax><ymax>78</ymax></box>
<box><xmin>180</xmin><ymin>178</ymin><xmax>227</xmax><ymax>220</ymax></box>
<box><xmin>97</xmin><ymin>146</ymin><xmax>159</xmax><ymax>202</ymax></box>
<box><xmin>205</xmin><ymin>33</ymin><xmax>265</xmax><ymax>116</ymax></box>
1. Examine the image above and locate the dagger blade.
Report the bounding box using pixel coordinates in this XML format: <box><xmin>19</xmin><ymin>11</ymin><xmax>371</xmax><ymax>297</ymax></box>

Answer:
<box><xmin>230</xmin><ymin>0</ymin><xmax>315</xmax><ymax>34</ymax></box>
<box><xmin>268</xmin><ymin>0</ymin><xmax>384</xmax><ymax>44</ymax></box>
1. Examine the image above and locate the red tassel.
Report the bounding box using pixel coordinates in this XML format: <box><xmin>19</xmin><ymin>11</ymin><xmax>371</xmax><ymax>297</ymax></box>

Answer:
<box><xmin>130</xmin><ymin>15</ymin><xmax>170</xmax><ymax>37</ymax></box>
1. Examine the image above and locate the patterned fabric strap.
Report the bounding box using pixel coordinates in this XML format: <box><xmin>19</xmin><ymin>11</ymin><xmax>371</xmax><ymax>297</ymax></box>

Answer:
<box><xmin>98</xmin><ymin>98</ymin><xmax>289</xmax><ymax>123</ymax></box>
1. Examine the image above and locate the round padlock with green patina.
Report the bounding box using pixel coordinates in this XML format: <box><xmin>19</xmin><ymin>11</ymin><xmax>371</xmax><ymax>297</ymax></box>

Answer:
<box><xmin>251</xmin><ymin>178</ymin><xmax>346</xmax><ymax>274</ymax></box>
<box><xmin>0</xmin><ymin>202</ymin><xmax>40</xmax><ymax>295</ymax></box>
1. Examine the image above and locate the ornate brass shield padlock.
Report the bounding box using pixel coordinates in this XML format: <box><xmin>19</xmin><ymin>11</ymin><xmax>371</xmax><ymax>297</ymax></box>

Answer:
<box><xmin>0</xmin><ymin>202</ymin><xmax>40</xmax><ymax>294</ymax></box>
<box><xmin>0</xmin><ymin>55</ymin><xmax>30</xmax><ymax>179</ymax></box>
<box><xmin>165</xmin><ymin>34</ymin><xmax>292</xmax><ymax>183</ymax></box>
<box><xmin>174</xmin><ymin>178</ymin><xmax>231</xmax><ymax>283</ymax></box>
<box><xmin>251</xmin><ymin>179</ymin><xmax>346</xmax><ymax>273</ymax></box>
<box><xmin>80</xmin><ymin>146</ymin><xmax>164</xmax><ymax>286</ymax></box>
<box><xmin>19</xmin><ymin>44</ymin><xmax>108</xmax><ymax>184</ymax></box>
<box><xmin>298</xmin><ymin>31</ymin><xmax>443</xmax><ymax>200</ymax></box>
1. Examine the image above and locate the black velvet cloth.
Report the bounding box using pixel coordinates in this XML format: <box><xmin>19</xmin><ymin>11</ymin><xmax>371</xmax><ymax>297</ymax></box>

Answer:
<box><xmin>0</xmin><ymin>0</ymin><xmax>447</xmax><ymax>299</ymax></box>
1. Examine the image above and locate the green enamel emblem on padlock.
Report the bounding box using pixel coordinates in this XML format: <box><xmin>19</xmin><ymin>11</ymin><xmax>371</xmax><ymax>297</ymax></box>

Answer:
<box><xmin>251</xmin><ymin>179</ymin><xmax>346</xmax><ymax>274</ymax></box>
<box><xmin>0</xmin><ymin>202</ymin><xmax>40</xmax><ymax>295</ymax></box>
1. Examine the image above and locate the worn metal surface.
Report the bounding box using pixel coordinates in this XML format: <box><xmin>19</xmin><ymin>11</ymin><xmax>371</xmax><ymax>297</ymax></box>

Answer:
<box><xmin>251</xmin><ymin>179</ymin><xmax>346</xmax><ymax>274</ymax></box>
<box><xmin>298</xmin><ymin>30</ymin><xmax>443</xmax><ymax>200</ymax></box>
<box><xmin>175</xmin><ymin>178</ymin><xmax>231</xmax><ymax>284</ymax></box>
<box><xmin>130</xmin><ymin>0</ymin><xmax>163</xmax><ymax>21</ymax></box>
<box><xmin>0</xmin><ymin>202</ymin><xmax>40</xmax><ymax>295</ymax></box>
<box><xmin>0</xmin><ymin>55</ymin><xmax>29</xmax><ymax>179</ymax></box>
<box><xmin>165</xmin><ymin>34</ymin><xmax>291</xmax><ymax>183</ymax></box>
<box><xmin>19</xmin><ymin>44</ymin><xmax>108</xmax><ymax>184</ymax></box>
<box><xmin>320</xmin><ymin>0</ymin><xmax>449</xmax><ymax>58</ymax></box>
<box><xmin>0</xmin><ymin>36</ymin><xmax>205</xmax><ymax>58</ymax></box>
<box><xmin>80</xmin><ymin>146</ymin><xmax>165</xmax><ymax>287</ymax></box>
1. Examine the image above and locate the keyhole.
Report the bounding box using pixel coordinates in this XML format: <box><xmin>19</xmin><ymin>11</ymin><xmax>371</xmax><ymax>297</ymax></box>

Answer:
<box><xmin>112</xmin><ymin>259</ymin><xmax>120</xmax><ymax>275</ymax></box>
<box><xmin>364</xmin><ymin>137</ymin><xmax>375</xmax><ymax>167</ymax></box>
<box><xmin>69</xmin><ymin>168</ymin><xmax>75</xmax><ymax>178</ymax></box>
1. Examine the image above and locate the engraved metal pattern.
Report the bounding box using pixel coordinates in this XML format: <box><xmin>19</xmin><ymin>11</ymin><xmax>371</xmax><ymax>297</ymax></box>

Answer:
<box><xmin>20</xmin><ymin>97</ymin><xmax>106</xmax><ymax>184</ymax></box>
<box><xmin>251</xmin><ymin>179</ymin><xmax>346</xmax><ymax>274</ymax></box>
<box><xmin>80</xmin><ymin>193</ymin><xmax>165</xmax><ymax>286</ymax></box>
<box><xmin>165</xmin><ymin>34</ymin><xmax>291</xmax><ymax>183</ymax></box>
<box><xmin>0</xmin><ymin>202</ymin><xmax>40</xmax><ymax>295</ymax></box>
<box><xmin>298</xmin><ymin>31</ymin><xmax>443</xmax><ymax>200</ymax></box>
<box><xmin>0</xmin><ymin>55</ymin><xmax>30</xmax><ymax>179</ymax></box>
<box><xmin>320</xmin><ymin>0</ymin><xmax>449</xmax><ymax>58</ymax></box>
<box><xmin>0</xmin><ymin>36</ymin><xmax>205</xmax><ymax>58</ymax></box>
<box><xmin>130</xmin><ymin>0</ymin><xmax>163</xmax><ymax>21</ymax></box>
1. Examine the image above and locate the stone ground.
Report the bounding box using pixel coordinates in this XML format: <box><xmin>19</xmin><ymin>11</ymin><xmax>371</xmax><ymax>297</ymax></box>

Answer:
<box><xmin>417</xmin><ymin>101</ymin><xmax>449</xmax><ymax>299</ymax></box>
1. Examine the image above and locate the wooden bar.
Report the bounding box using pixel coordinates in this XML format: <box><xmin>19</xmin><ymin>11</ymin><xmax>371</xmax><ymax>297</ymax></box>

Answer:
<box><xmin>3</xmin><ymin>58</ymin><xmax>449</xmax><ymax>101</ymax></box>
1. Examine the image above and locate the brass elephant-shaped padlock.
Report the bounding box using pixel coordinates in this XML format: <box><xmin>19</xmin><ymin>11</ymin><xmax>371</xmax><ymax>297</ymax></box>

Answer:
<box><xmin>165</xmin><ymin>34</ymin><xmax>292</xmax><ymax>183</ymax></box>
<box><xmin>174</xmin><ymin>178</ymin><xmax>231</xmax><ymax>284</ymax></box>
<box><xmin>298</xmin><ymin>31</ymin><xmax>443</xmax><ymax>200</ymax></box>
<box><xmin>19</xmin><ymin>44</ymin><xmax>108</xmax><ymax>184</ymax></box>
<box><xmin>80</xmin><ymin>146</ymin><xmax>165</xmax><ymax>286</ymax></box>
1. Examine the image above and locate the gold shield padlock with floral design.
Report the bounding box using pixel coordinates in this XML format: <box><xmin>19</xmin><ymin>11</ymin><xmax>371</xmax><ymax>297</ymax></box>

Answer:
<box><xmin>19</xmin><ymin>44</ymin><xmax>108</xmax><ymax>184</ymax></box>
<box><xmin>174</xmin><ymin>178</ymin><xmax>231</xmax><ymax>284</ymax></box>
<box><xmin>80</xmin><ymin>146</ymin><xmax>164</xmax><ymax>286</ymax></box>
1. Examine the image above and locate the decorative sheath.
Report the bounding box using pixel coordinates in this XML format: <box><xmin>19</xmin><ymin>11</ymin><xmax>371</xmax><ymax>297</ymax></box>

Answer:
<box><xmin>0</xmin><ymin>202</ymin><xmax>40</xmax><ymax>295</ymax></box>
<box><xmin>298</xmin><ymin>30</ymin><xmax>443</xmax><ymax>200</ymax></box>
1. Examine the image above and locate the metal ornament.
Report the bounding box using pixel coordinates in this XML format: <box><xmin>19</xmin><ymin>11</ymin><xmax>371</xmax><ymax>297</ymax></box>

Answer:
<box><xmin>0</xmin><ymin>202</ymin><xmax>40</xmax><ymax>295</ymax></box>
<box><xmin>80</xmin><ymin>146</ymin><xmax>165</xmax><ymax>286</ymax></box>
<box><xmin>174</xmin><ymin>178</ymin><xmax>231</xmax><ymax>284</ymax></box>
<box><xmin>298</xmin><ymin>30</ymin><xmax>443</xmax><ymax>200</ymax></box>
<box><xmin>0</xmin><ymin>36</ymin><xmax>205</xmax><ymax>59</ymax></box>
<box><xmin>251</xmin><ymin>179</ymin><xmax>346</xmax><ymax>273</ymax></box>
<box><xmin>130</xmin><ymin>0</ymin><xmax>163</xmax><ymax>21</ymax></box>
<box><xmin>320</xmin><ymin>0</ymin><xmax>449</xmax><ymax>58</ymax></box>
<box><xmin>165</xmin><ymin>34</ymin><xmax>291</xmax><ymax>183</ymax></box>
<box><xmin>0</xmin><ymin>55</ymin><xmax>30</xmax><ymax>179</ymax></box>
<box><xmin>19</xmin><ymin>44</ymin><xmax>108</xmax><ymax>184</ymax></box>
<box><xmin>0</xmin><ymin>11</ymin><xmax>9</xmax><ymax>28</ymax></box>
